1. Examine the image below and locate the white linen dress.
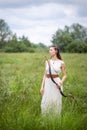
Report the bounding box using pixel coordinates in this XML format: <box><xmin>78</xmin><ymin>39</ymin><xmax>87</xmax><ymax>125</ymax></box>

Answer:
<box><xmin>41</xmin><ymin>59</ymin><xmax>64</xmax><ymax>115</ymax></box>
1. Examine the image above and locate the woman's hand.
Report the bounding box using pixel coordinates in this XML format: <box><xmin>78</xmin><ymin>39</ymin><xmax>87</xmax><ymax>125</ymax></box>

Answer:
<box><xmin>40</xmin><ymin>87</ymin><xmax>44</xmax><ymax>95</ymax></box>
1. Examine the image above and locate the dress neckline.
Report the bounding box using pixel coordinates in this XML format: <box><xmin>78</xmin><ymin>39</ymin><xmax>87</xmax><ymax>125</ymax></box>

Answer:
<box><xmin>50</xmin><ymin>59</ymin><xmax>61</xmax><ymax>64</ymax></box>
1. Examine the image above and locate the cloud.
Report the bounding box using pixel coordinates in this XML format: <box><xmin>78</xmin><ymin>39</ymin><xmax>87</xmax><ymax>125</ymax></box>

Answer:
<box><xmin>0</xmin><ymin>0</ymin><xmax>87</xmax><ymax>45</ymax></box>
<box><xmin>0</xmin><ymin>0</ymin><xmax>87</xmax><ymax>8</ymax></box>
<box><xmin>77</xmin><ymin>4</ymin><xmax>87</xmax><ymax>17</ymax></box>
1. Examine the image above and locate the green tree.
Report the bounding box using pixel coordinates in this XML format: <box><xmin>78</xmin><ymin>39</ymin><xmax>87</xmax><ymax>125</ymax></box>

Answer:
<box><xmin>70</xmin><ymin>23</ymin><xmax>87</xmax><ymax>41</ymax></box>
<box><xmin>5</xmin><ymin>34</ymin><xmax>28</xmax><ymax>52</ymax></box>
<box><xmin>19</xmin><ymin>35</ymin><xmax>31</xmax><ymax>47</ymax></box>
<box><xmin>0</xmin><ymin>19</ymin><xmax>11</xmax><ymax>48</ymax></box>
<box><xmin>66</xmin><ymin>40</ymin><xmax>87</xmax><ymax>53</ymax></box>
<box><xmin>51</xmin><ymin>23</ymin><xmax>87</xmax><ymax>53</ymax></box>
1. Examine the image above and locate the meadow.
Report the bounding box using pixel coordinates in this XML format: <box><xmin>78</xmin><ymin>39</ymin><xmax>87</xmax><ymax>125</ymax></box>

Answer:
<box><xmin>0</xmin><ymin>52</ymin><xmax>87</xmax><ymax>130</ymax></box>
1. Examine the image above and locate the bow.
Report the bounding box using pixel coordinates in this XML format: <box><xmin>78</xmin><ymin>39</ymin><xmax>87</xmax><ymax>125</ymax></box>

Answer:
<box><xmin>47</xmin><ymin>59</ymin><xmax>74</xmax><ymax>99</ymax></box>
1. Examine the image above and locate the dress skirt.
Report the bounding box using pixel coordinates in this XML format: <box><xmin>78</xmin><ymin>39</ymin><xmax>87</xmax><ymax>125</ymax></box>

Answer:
<box><xmin>41</xmin><ymin>77</ymin><xmax>63</xmax><ymax>115</ymax></box>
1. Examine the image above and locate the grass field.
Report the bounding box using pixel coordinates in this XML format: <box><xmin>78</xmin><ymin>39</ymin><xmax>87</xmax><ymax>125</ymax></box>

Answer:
<box><xmin>0</xmin><ymin>52</ymin><xmax>87</xmax><ymax>130</ymax></box>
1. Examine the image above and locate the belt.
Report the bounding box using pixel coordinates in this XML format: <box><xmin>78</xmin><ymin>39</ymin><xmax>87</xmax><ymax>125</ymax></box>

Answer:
<box><xmin>46</xmin><ymin>74</ymin><xmax>59</xmax><ymax>78</ymax></box>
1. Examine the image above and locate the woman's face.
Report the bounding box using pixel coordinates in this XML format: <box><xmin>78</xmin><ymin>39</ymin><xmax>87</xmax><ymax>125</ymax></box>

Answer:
<box><xmin>49</xmin><ymin>47</ymin><xmax>56</xmax><ymax>57</ymax></box>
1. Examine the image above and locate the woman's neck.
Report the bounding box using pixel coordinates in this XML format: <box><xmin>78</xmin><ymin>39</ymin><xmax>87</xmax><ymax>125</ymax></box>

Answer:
<box><xmin>51</xmin><ymin>55</ymin><xmax>58</xmax><ymax>60</ymax></box>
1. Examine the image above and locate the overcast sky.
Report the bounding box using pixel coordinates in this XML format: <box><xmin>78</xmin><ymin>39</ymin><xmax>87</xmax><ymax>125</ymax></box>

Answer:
<box><xmin>0</xmin><ymin>0</ymin><xmax>87</xmax><ymax>45</ymax></box>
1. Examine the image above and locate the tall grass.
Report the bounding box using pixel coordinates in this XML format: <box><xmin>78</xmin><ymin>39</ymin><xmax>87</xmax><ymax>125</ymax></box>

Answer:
<box><xmin>0</xmin><ymin>52</ymin><xmax>87</xmax><ymax>130</ymax></box>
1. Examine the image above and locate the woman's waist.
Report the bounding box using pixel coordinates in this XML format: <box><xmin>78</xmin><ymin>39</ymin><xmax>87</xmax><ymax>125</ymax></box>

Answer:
<box><xmin>46</xmin><ymin>73</ymin><xmax>59</xmax><ymax>78</ymax></box>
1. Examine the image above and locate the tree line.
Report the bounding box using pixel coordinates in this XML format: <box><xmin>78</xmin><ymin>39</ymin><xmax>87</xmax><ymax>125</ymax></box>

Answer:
<box><xmin>0</xmin><ymin>19</ymin><xmax>87</xmax><ymax>53</ymax></box>
<box><xmin>0</xmin><ymin>19</ymin><xmax>47</xmax><ymax>53</ymax></box>
<box><xmin>51</xmin><ymin>23</ymin><xmax>87</xmax><ymax>53</ymax></box>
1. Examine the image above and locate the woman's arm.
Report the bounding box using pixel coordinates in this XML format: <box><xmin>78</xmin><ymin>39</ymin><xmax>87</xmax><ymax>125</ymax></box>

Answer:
<box><xmin>61</xmin><ymin>61</ymin><xmax>67</xmax><ymax>84</ymax></box>
<box><xmin>57</xmin><ymin>61</ymin><xmax>67</xmax><ymax>88</ymax></box>
<box><xmin>40</xmin><ymin>61</ymin><xmax>46</xmax><ymax>95</ymax></box>
<box><xmin>40</xmin><ymin>73</ymin><xmax>46</xmax><ymax>95</ymax></box>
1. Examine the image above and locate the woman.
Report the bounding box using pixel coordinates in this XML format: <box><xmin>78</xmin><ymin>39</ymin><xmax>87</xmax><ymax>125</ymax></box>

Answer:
<box><xmin>40</xmin><ymin>45</ymin><xmax>66</xmax><ymax>115</ymax></box>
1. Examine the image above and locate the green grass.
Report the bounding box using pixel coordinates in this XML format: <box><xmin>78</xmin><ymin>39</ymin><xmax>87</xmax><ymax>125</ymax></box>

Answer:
<box><xmin>0</xmin><ymin>52</ymin><xmax>87</xmax><ymax>130</ymax></box>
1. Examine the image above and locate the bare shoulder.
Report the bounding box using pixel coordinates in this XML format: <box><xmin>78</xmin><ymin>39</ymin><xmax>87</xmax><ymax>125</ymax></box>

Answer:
<box><xmin>45</xmin><ymin>59</ymin><xmax>49</xmax><ymax>63</ymax></box>
<box><xmin>45</xmin><ymin>60</ymin><xmax>47</xmax><ymax>65</ymax></box>
<box><xmin>59</xmin><ymin>60</ymin><xmax>65</xmax><ymax>65</ymax></box>
<box><xmin>45</xmin><ymin>59</ymin><xmax>49</xmax><ymax>65</ymax></box>
<box><xmin>59</xmin><ymin>60</ymin><xmax>65</xmax><ymax>70</ymax></box>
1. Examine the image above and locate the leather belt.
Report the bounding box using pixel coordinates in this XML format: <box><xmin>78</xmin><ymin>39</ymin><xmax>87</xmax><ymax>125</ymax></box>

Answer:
<box><xmin>46</xmin><ymin>74</ymin><xmax>59</xmax><ymax>78</ymax></box>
